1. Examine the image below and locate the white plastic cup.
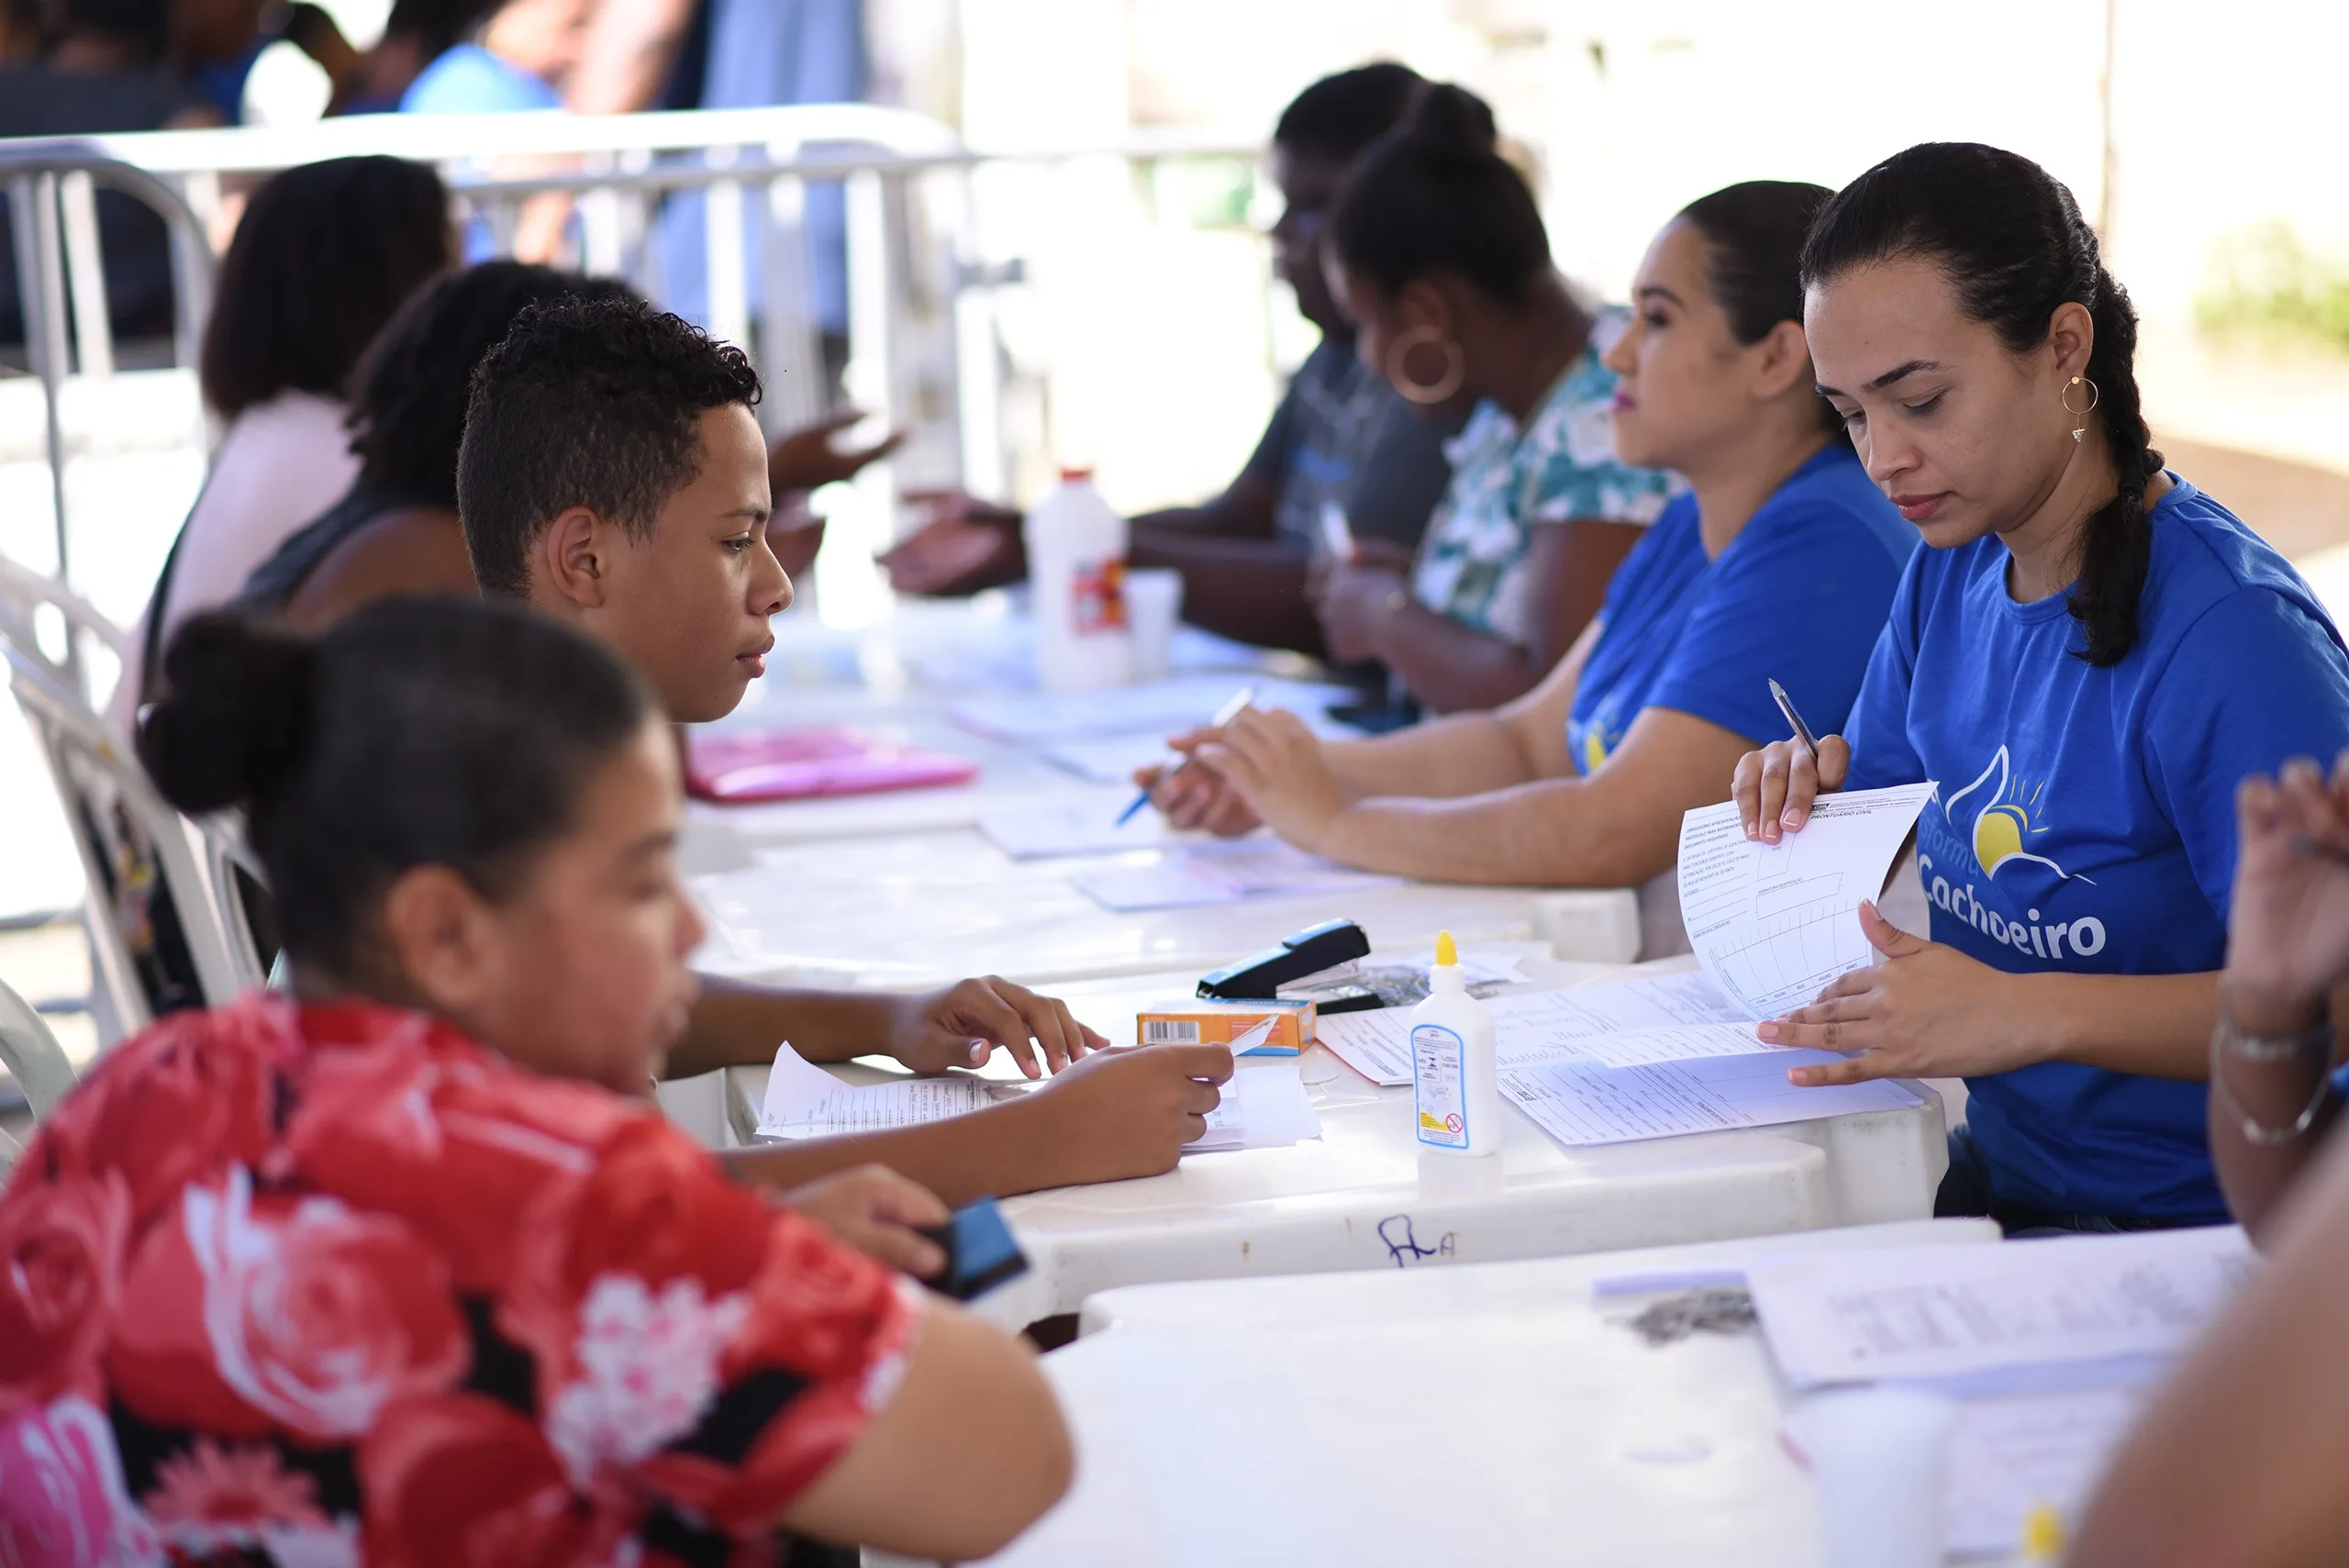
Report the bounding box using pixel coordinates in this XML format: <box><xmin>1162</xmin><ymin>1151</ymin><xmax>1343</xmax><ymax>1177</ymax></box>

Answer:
<box><xmin>1782</xmin><ymin>1387</ymin><xmax>1956</xmax><ymax>1568</ymax></box>
<box><xmin>1123</xmin><ymin>567</ymin><xmax>1185</xmax><ymax>682</ymax></box>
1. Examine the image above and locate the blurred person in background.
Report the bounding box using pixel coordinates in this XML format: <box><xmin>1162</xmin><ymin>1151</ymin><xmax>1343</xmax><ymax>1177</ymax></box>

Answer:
<box><xmin>878</xmin><ymin>62</ymin><xmax>1455</xmax><ymax>660</ymax></box>
<box><xmin>1312</xmin><ymin>82</ymin><xmax>1674</xmax><ymax>715</ymax></box>
<box><xmin>399</xmin><ymin>0</ymin><xmax>585</xmax><ymax>112</ymax></box>
<box><xmin>114</xmin><ymin>155</ymin><xmax>454</xmax><ymax>718</ymax></box>
<box><xmin>238</xmin><ymin>261</ymin><xmax>895</xmax><ymax>629</ymax></box>
<box><xmin>333</xmin><ymin>0</ymin><xmax>494</xmax><ymax>111</ymax></box>
<box><xmin>170</xmin><ymin>0</ymin><xmax>362</xmax><ymax>122</ymax></box>
<box><xmin>0</xmin><ymin>0</ymin><xmax>220</xmax><ymax>354</ymax></box>
<box><xmin>1141</xmin><ymin>183</ymin><xmax>1909</xmax><ymax>964</ymax></box>
<box><xmin>238</xmin><ymin>261</ymin><xmax>629</xmax><ymax>629</ymax></box>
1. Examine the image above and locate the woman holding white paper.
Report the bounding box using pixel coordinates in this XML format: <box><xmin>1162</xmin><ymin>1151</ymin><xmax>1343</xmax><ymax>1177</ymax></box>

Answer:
<box><xmin>1145</xmin><ymin>183</ymin><xmax>1913</xmax><ymax>946</ymax></box>
<box><xmin>1730</xmin><ymin>143</ymin><xmax>2349</xmax><ymax>1233</ymax></box>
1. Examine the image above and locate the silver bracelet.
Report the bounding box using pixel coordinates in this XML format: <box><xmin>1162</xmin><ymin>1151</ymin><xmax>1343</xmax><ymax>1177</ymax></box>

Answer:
<box><xmin>2210</xmin><ymin>1020</ymin><xmax>2337</xmax><ymax>1147</ymax></box>
<box><xmin>2216</xmin><ymin>1010</ymin><xmax>2332</xmax><ymax>1064</ymax></box>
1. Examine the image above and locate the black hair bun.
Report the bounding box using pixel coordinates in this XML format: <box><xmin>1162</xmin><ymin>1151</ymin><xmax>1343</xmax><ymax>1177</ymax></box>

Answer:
<box><xmin>1402</xmin><ymin>83</ymin><xmax>1498</xmax><ymax>161</ymax></box>
<box><xmin>136</xmin><ymin>613</ymin><xmax>317</xmax><ymax>816</ymax></box>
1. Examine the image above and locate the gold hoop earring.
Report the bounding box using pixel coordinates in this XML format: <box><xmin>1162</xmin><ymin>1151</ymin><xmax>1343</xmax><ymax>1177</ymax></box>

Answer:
<box><xmin>1387</xmin><ymin>325</ymin><xmax>1465</xmax><ymax>406</ymax></box>
<box><xmin>2062</xmin><ymin>374</ymin><xmax>2101</xmax><ymax>442</ymax></box>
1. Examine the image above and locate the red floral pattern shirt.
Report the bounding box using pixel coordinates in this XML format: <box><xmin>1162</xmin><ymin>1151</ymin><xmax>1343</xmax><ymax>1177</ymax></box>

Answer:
<box><xmin>0</xmin><ymin>994</ymin><xmax>918</xmax><ymax>1567</ymax></box>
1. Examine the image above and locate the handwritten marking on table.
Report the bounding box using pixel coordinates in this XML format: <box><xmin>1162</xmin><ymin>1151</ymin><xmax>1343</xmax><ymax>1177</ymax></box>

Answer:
<box><xmin>1377</xmin><ymin>1214</ymin><xmax>1456</xmax><ymax>1267</ymax></box>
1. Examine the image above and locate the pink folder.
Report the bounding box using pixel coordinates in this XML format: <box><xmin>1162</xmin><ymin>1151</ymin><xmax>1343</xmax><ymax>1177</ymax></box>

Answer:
<box><xmin>685</xmin><ymin>727</ymin><xmax>980</xmax><ymax>803</ymax></box>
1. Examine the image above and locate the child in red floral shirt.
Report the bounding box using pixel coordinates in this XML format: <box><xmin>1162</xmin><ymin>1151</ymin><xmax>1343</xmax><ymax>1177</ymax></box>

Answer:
<box><xmin>0</xmin><ymin>597</ymin><xmax>1069</xmax><ymax>1565</ymax></box>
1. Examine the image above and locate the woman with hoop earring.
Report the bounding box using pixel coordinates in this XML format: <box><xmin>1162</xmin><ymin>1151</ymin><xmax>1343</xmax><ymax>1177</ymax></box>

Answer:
<box><xmin>1303</xmin><ymin>82</ymin><xmax>1674</xmax><ymax>717</ymax></box>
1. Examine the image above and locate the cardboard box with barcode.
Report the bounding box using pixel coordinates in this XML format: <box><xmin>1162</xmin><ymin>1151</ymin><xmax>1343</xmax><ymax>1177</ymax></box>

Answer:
<box><xmin>1135</xmin><ymin>997</ymin><xmax>1315</xmax><ymax>1055</ymax></box>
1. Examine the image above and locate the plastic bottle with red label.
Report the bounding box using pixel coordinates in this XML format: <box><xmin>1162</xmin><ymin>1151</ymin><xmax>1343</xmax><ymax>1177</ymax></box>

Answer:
<box><xmin>1023</xmin><ymin>469</ymin><xmax>1134</xmax><ymax>691</ymax></box>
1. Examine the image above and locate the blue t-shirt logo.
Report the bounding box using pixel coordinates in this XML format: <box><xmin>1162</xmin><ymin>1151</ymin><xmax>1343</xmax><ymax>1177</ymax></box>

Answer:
<box><xmin>1916</xmin><ymin>745</ymin><xmax>2110</xmax><ymax>969</ymax></box>
<box><xmin>1948</xmin><ymin>744</ymin><xmax>2094</xmax><ymax>885</ymax></box>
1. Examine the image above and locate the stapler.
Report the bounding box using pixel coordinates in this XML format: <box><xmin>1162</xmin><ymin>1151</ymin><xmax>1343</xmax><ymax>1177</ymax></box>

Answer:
<box><xmin>1197</xmin><ymin>918</ymin><xmax>1379</xmax><ymax>1012</ymax></box>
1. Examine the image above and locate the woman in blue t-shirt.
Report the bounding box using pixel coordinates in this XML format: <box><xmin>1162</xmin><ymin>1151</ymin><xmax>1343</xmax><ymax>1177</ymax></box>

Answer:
<box><xmin>1733</xmin><ymin>142</ymin><xmax>2349</xmax><ymax>1231</ymax></box>
<box><xmin>1144</xmin><ymin>183</ymin><xmax>1912</xmax><ymax>913</ymax></box>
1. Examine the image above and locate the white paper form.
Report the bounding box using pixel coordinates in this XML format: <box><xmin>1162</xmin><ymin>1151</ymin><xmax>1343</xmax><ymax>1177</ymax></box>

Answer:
<box><xmin>1038</xmin><ymin>732</ymin><xmax>1189</xmax><ymax>784</ymax></box>
<box><xmin>1069</xmin><ymin>840</ymin><xmax>1402</xmax><ymax>913</ymax></box>
<box><xmin>1186</xmin><ymin>1058</ymin><xmax>1323</xmax><ymax>1154</ymax></box>
<box><xmin>977</xmin><ymin>799</ymin><xmax>1173</xmax><ymax>859</ymax></box>
<box><xmin>1677</xmin><ymin>782</ymin><xmax>1937</xmax><ymax>1018</ymax></box>
<box><xmin>756</xmin><ymin>1043</ymin><xmax>1026</xmax><ymax>1139</ymax></box>
<box><xmin>1318</xmin><ymin>972</ymin><xmax>1755</xmax><ymax>1087</ymax></box>
<box><xmin>1942</xmin><ymin>1387</ymin><xmax>2146</xmax><ymax>1559</ymax></box>
<box><xmin>947</xmin><ymin>676</ymin><xmax>1356</xmax><ymax>744</ymax></box>
<box><xmin>1744</xmin><ymin>1226</ymin><xmax>2257</xmax><ymax>1394</ymax></box>
<box><xmin>1040</xmin><ymin>712</ymin><xmax>1364</xmax><ymax>785</ymax></box>
<box><xmin>1497</xmin><ymin>1050</ymin><xmax>1920</xmax><ymax>1149</ymax></box>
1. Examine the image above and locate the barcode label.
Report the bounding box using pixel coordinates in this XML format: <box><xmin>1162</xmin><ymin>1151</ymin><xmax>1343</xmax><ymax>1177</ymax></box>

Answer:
<box><xmin>1143</xmin><ymin>1020</ymin><xmax>1201</xmax><ymax>1043</ymax></box>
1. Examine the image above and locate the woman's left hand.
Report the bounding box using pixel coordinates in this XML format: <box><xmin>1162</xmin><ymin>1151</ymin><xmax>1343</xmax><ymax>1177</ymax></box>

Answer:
<box><xmin>1753</xmin><ymin>902</ymin><xmax>2046</xmax><ymax>1084</ymax></box>
<box><xmin>887</xmin><ymin>976</ymin><xmax>1108</xmax><ymax>1080</ymax></box>
<box><xmin>1314</xmin><ymin>564</ymin><xmax>1408</xmax><ymax>664</ymax></box>
<box><xmin>1194</xmin><ymin>706</ymin><xmax>1349</xmax><ymax>852</ymax></box>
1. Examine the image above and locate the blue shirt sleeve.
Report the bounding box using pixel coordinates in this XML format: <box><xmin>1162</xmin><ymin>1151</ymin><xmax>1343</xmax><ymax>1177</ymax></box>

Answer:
<box><xmin>401</xmin><ymin>45</ymin><xmax>562</xmax><ymax>114</ymax></box>
<box><xmin>1642</xmin><ymin>502</ymin><xmax>1907</xmax><ymax>750</ymax></box>
<box><xmin>2143</xmin><ymin>586</ymin><xmax>2349</xmax><ymax>921</ymax></box>
<box><xmin>1840</xmin><ymin>551</ymin><xmax>1929</xmax><ymax>792</ymax></box>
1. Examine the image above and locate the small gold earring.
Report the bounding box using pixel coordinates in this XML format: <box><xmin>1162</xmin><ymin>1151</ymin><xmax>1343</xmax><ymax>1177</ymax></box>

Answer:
<box><xmin>2061</xmin><ymin>374</ymin><xmax>2101</xmax><ymax>442</ymax></box>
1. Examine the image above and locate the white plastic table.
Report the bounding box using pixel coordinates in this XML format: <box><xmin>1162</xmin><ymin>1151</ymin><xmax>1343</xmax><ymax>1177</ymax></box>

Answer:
<box><xmin>680</xmin><ymin>600</ymin><xmax>1645</xmax><ymax>984</ymax></box>
<box><xmin>723</xmin><ymin>957</ymin><xmax>1950</xmax><ymax>1318</ymax></box>
<box><xmin>976</xmin><ymin>1219</ymin><xmax>2014</xmax><ymax>1568</ymax></box>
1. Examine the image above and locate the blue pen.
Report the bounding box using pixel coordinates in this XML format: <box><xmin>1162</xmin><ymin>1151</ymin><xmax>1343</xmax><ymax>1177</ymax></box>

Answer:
<box><xmin>1115</xmin><ymin>685</ymin><xmax>1255</xmax><ymax>826</ymax></box>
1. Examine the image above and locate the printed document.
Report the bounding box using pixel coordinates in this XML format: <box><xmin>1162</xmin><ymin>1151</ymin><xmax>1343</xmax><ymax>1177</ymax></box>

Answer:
<box><xmin>1745</xmin><ymin>1226</ymin><xmax>2257</xmax><ymax>1394</ymax></box>
<box><xmin>757</xmin><ymin>1041</ymin><xmax>1319</xmax><ymax>1154</ymax></box>
<box><xmin>978</xmin><ymin>798</ymin><xmax>1173</xmax><ymax>859</ymax></box>
<box><xmin>1070</xmin><ymin>840</ymin><xmax>1401</xmax><ymax>912</ymax></box>
<box><xmin>1186</xmin><ymin>1058</ymin><xmax>1323</xmax><ymax>1153</ymax></box>
<box><xmin>1677</xmin><ymin>782</ymin><xmax>1937</xmax><ymax>1018</ymax></box>
<box><xmin>1942</xmin><ymin>1387</ymin><xmax>2146</xmax><ymax>1559</ymax></box>
<box><xmin>757</xmin><ymin>1044</ymin><xmax>1020</xmax><ymax>1138</ymax></box>
<box><xmin>1497</xmin><ymin>1051</ymin><xmax>1920</xmax><ymax>1149</ymax></box>
<box><xmin>1318</xmin><ymin>970</ymin><xmax>1753</xmax><ymax>1086</ymax></box>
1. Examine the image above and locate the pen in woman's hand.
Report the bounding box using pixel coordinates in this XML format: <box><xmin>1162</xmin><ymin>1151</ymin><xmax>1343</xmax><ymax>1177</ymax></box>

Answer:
<box><xmin>1769</xmin><ymin>677</ymin><xmax>1818</xmax><ymax>756</ymax></box>
<box><xmin>1115</xmin><ymin>685</ymin><xmax>1256</xmax><ymax>826</ymax></box>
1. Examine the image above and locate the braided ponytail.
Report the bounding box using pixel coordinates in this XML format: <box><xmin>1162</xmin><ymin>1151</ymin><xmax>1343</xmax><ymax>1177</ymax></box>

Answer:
<box><xmin>1803</xmin><ymin>142</ymin><xmax>2163</xmax><ymax>665</ymax></box>
<box><xmin>2070</xmin><ymin>272</ymin><xmax>2163</xmax><ymax>665</ymax></box>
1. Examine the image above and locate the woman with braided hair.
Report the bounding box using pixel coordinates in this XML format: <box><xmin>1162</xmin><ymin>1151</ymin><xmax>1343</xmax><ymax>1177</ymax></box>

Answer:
<box><xmin>1730</xmin><ymin>141</ymin><xmax>2349</xmax><ymax>1232</ymax></box>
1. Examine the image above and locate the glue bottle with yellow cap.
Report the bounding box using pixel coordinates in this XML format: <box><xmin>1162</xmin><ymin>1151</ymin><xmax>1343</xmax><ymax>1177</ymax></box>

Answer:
<box><xmin>1410</xmin><ymin>931</ymin><xmax>1501</xmax><ymax>1156</ymax></box>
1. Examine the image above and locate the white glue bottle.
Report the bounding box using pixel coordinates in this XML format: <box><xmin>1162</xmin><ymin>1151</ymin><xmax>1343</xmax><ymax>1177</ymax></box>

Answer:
<box><xmin>1023</xmin><ymin>469</ymin><xmax>1132</xmax><ymax>692</ymax></box>
<box><xmin>1410</xmin><ymin>930</ymin><xmax>1501</xmax><ymax>1156</ymax></box>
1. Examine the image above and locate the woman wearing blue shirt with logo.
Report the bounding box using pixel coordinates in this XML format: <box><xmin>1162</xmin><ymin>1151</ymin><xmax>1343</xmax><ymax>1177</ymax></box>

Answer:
<box><xmin>1145</xmin><ymin>183</ymin><xmax>1912</xmax><ymax>923</ymax></box>
<box><xmin>1734</xmin><ymin>142</ymin><xmax>2349</xmax><ymax>1232</ymax></box>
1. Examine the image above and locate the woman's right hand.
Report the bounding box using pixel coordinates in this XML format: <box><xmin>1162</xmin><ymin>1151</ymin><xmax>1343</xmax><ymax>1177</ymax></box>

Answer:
<box><xmin>1731</xmin><ymin>734</ymin><xmax>1852</xmax><ymax>844</ymax></box>
<box><xmin>1020</xmin><ymin>1044</ymin><xmax>1232</xmax><ymax>1184</ymax></box>
<box><xmin>1136</xmin><ymin>728</ymin><xmax>1261</xmax><ymax>835</ymax></box>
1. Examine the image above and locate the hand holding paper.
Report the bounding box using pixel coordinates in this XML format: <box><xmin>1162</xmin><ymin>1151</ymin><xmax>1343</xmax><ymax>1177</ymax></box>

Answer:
<box><xmin>1753</xmin><ymin>900</ymin><xmax>2053</xmax><ymax>1084</ymax></box>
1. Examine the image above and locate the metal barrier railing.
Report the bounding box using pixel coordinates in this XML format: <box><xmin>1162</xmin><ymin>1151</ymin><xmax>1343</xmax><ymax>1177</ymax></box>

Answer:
<box><xmin>1</xmin><ymin>108</ymin><xmax>1264</xmax><ymax>699</ymax></box>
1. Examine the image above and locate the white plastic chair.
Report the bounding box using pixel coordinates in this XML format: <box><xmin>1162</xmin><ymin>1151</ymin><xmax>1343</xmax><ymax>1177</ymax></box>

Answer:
<box><xmin>0</xmin><ymin>551</ymin><xmax>133</xmax><ymax>707</ymax></box>
<box><xmin>0</xmin><ymin>974</ymin><xmax>78</xmax><ymax>1175</ymax></box>
<box><xmin>3</xmin><ymin>643</ymin><xmax>262</xmax><ymax>1043</ymax></box>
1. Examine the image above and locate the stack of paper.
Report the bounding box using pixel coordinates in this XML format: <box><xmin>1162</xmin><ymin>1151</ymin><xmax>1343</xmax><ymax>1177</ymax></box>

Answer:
<box><xmin>1747</xmin><ymin>1228</ymin><xmax>2257</xmax><ymax>1396</ymax></box>
<box><xmin>1745</xmin><ymin>1228</ymin><xmax>2256</xmax><ymax>1558</ymax></box>
<box><xmin>1069</xmin><ymin>840</ymin><xmax>1402</xmax><ymax>912</ymax></box>
<box><xmin>755</xmin><ymin>1043</ymin><xmax>1322</xmax><ymax>1155</ymax></box>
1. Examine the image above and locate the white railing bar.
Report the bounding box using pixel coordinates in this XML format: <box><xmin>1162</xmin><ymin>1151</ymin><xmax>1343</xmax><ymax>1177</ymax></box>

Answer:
<box><xmin>0</xmin><ymin>109</ymin><xmax>1257</xmax><ymax>177</ymax></box>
